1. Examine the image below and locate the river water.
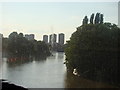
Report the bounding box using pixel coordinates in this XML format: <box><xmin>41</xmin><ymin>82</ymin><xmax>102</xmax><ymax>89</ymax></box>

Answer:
<box><xmin>0</xmin><ymin>52</ymin><xmax>117</xmax><ymax>88</ymax></box>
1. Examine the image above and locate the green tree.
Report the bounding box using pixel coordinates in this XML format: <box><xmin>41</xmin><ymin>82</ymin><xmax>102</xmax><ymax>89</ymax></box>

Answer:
<box><xmin>7</xmin><ymin>32</ymin><xmax>19</xmax><ymax>57</ymax></box>
<box><xmin>65</xmin><ymin>23</ymin><xmax>120</xmax><ymax>84</ymax></box>
<box><xmin>6</xmin><ymin>32</ymin><xmax>51</xmax><ymax>60</ymax></box>
<box><xmin>94</xmin><ymin>13</ymin><xmax>100</xmax><ymax>24</ymax></box>
<box><xmin>90</xmin><ymin>13</ymin><xmax>94</xmax><ymax>24</ymax></box>
<box><xmin>82</xmin><ymin>16</ymin><xmax>88</xmax><ymax>25</ymax></box>
<box><xmin>100</xmin><ymin>14</ymin><xmax>104</xmax><ymax>24</ymax></box>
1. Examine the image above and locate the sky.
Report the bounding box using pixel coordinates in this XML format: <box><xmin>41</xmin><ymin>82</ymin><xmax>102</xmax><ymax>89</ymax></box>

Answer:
<box><xmin>0</xmin><ymin>1</ymin><xmax>119</xmax><ymax>42</ymax></box>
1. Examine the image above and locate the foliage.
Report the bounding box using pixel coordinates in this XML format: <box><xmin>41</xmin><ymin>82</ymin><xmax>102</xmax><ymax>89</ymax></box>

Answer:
<box><xmin>82</xmin><ymin>16</ymin><xmax>88</xmax><ymax>25</ymax></box>
<box><xmin>2</xmin><ymin>32</ymin><xmax>51</xmax><ymax>59</ymax></box>
<box><xmin>94</xmin><ymin>13</ymin><xmax>100</xmax><ymax>24</ymax></box>
<box><xmin>90</xmin><ymin>13</ymin><xmax>94</xmax><ymax>24</ymax></box>
<box><xmin>100</xmin><ymin>14</ymin><xmax>103</xmax><ymax>24</ymax></box>
<box><xmin>83</xmin><ymin>13</ymin><xmax>104</xmax><ymax>25</ymax></box>
<box><xmin>65</xmin><ymin>23</ymin><xmax>120</xmax><ymax>84</ymax></box>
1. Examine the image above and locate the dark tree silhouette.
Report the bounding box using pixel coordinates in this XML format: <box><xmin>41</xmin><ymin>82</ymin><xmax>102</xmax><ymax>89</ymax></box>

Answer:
<box><xmin>100</xmin><ymin>14</ymin><xmax>104</xmax><ymax>24</ymax></box>
<box><xmin>94</xmin><ymin>13</ymin><xmax>100</xmax><ymax>24</ymax></box>
<box><xmin>65</xmin><ymin>21</ymin><xmax>120</xmax><ymax>85</ymax></box>
<box><xmin>90</xmin><ymin>13</ymin><xmax>94</xmax><ymax>24</ymax></box>
<box><xmin>3</xmin><ymin>32</ymin><xmax>51</xmax><ymax>59</ymax></box>
<box><xmin>82</xmin><ymin>16</ymin><xmax>88</xmax><ymax>25</ymax></box>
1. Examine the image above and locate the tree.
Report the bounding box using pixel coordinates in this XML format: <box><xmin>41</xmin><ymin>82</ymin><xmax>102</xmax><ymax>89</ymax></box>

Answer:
<box><xmin>94</xmin><ymin>13</ymin><xmax>100</xmax><ymax>24</ymax></box>
<box><xmin>65</xmin><ymin>23</ymin><xmax>120</xmax><ymax>84</ymax></box>
<box><xmin>6</xmin><ymin>32</ymin><xmax>51</xmax><ymax>59</ymax></box>
<box><xmin>90</xmin><ymin>13</ymin><xmax>94</xmax><ymax>24</ymax></box>
<box><xmin>19</xmin><ymin>33</ymin><xmax>24</xmax><ymax>37</ymax></box>
<box><xmin>100</xmin><ymin>14</ymin><xmax>104</xmax><ymax>24</ymax></box>
<box><xmin>82</xmin><ymin>16</ymin><xmax>88</xmax><ymax>25</ymax></box>
<box><xmin>9</xmin><ymin>32</ymin><xmax>18</xmax><ymax>39</ymax></box>
<box><xmin>7</xmin><ymin>32</ymin><xmax>18</xmax><ymax>57</ymax></box>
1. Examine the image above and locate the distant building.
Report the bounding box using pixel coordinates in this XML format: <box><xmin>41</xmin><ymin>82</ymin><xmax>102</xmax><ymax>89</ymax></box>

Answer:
<box><xmin>25</xmin><ymin>34</ymin><xmax>34</xmax><ymax>40</ymax></box>
<box><xmin>0</xmin><ymin>33</ymin><xmax>3</xmax><ymax>52</ymax></box>
<box><xmin>52</xmin><ymin>34</ymin><xmax>57</xmax><ymax>44</ymax></box>
<box><xmin>43</xmin><ymin>35</ymin><xmax>48</xmax><ymax>43</ymax></box>
<box><xmin>49</xmin><ymin>34</ymin><xmax>52</xmax><ymax>44</ymax></box>
<box><xmin>58</xmin><ymin>33</ymin><xmax>64</xmax><ymax>45</ymax></box>
<box><xmin>48</xmin><ymin>33</ymin><xmax>65</xmax><ymax>52</ymax></box>
<box><xmin>118</xmin><ymin>1</ymin><xmax>120</xmax><ymax>28</ymax></box>
<box><xmin>51</xmin><ymin>34</ymin><xmax>57</xmax><ymax>51</ymax></box>
<box><xmin>49</xmin><ymin>34</ymin><xmax>57</xmax><ymax>44</ymax></box>
<box><xmin>0</xmin><ymin>33</ymin><xmax>3</xmax><ymax>38</ymax></box>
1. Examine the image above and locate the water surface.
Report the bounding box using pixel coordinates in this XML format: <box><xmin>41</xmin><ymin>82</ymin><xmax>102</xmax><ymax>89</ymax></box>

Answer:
<box><xmin>1</xmin><ymin>52</ymin><xmax>116</xmax><ymax>88</ymax></box>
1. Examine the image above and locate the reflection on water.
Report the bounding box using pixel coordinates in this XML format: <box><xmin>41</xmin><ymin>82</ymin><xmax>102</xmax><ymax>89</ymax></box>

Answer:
<box><xmin>57</xmin><ymin>53</ymin><xmax>64</xmax><ymax>59</ymax></box>
<box><xmin>6</xmin><ymin>56</ymin><xmax>47</xmax><ymax>68</ymax></box>
<box><xmin>2</xmin><ymin>52</ymin><xmax>117</xmax><ymax>88</ymax></box>
<box><xmin>2</xmin><ymin>52</ymin><xmax>66</xmax><ymax>88</ymax></box>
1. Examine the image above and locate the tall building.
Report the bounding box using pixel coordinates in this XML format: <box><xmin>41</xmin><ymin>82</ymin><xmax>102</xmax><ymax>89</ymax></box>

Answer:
<box><xmin>118</xmin><ymin>1</ymin><xmax>120</xmax><ymax>28</ymax></box>
<box><xmin>43</xmin><ymin>35</ymin><xmax>48</xmax><ymax>43</ymax></box>
<box><xmin>25</xmin><ymin>34</ymin><xmax>34</xmax><ymax>40</ymax></box>
<box><xmin>0</xmin><ymin>33</ymin><xmax>3</xmax><ymax>38</ymax></box>
<box><xmin>0</xmin><ymin>33</ymin><xmax>3</xmax><ymax>52</ymax></box>
<box><xmin>49</xmin><ymin>34</ymin><xmax>52</xmax><ymax>44</ymax></box>
<box><xmin>50</xmin><ymin>34</ymin><xmax>57</xmax><ymax>51</ymax></box>
<box><xmin>58</xmin><ymin>33</ymin><xmax>64</xmax><ymax>45</ymax></box>
<box><xmin>49</xmin><ymin>34</ymin><xmax>57</xmax><ymax>44</ymax></box>
<box><xmin>0</xmin><ymin>33</ymin><xmax>2</xmax><ymax>74</ymax></box>
<box><xmin>52</xmin><ymin>34</ymin><xmax>57</xmax><ymax>44</ymax></box>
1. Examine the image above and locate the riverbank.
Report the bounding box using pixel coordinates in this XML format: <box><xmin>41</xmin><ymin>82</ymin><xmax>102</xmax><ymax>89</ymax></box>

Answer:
<box><xmin>1</xmin><ymin>79</ymin><xmax>28</xmax><ymax>90</ymax></box>
<box><xmin>65</xmin><ymin>71</ymin><xmax>119</xmax><ymax>88</ymax></box>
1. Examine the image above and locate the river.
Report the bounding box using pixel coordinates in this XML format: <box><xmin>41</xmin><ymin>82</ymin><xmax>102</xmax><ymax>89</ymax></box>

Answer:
<box><xmin>0</xmin><ymin>52</ymin><xmax>117</xmax><ymax>88</ymax></box>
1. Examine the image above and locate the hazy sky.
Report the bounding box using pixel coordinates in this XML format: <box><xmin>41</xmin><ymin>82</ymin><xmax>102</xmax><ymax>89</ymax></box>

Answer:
<box><xmin>0</xmin><ymin>2</ymin><xmax>118</xmax><ymax>42</ymax></box>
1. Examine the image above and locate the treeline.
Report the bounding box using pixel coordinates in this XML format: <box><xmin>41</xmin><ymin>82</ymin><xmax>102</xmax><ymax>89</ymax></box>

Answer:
<box><xmin>65</xmin><ymin>13</ymin><xmax>120</xmax><ymax>86</ymax></box>
<box><xmin>82</xmin><ymin>13</ymin><xmax>103</xmax><ymax>25</ymax></box>
<box><xmin>2</xmin><ymin>32</ymin><xmax>51</xmax><ymax>59</ymax></box>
